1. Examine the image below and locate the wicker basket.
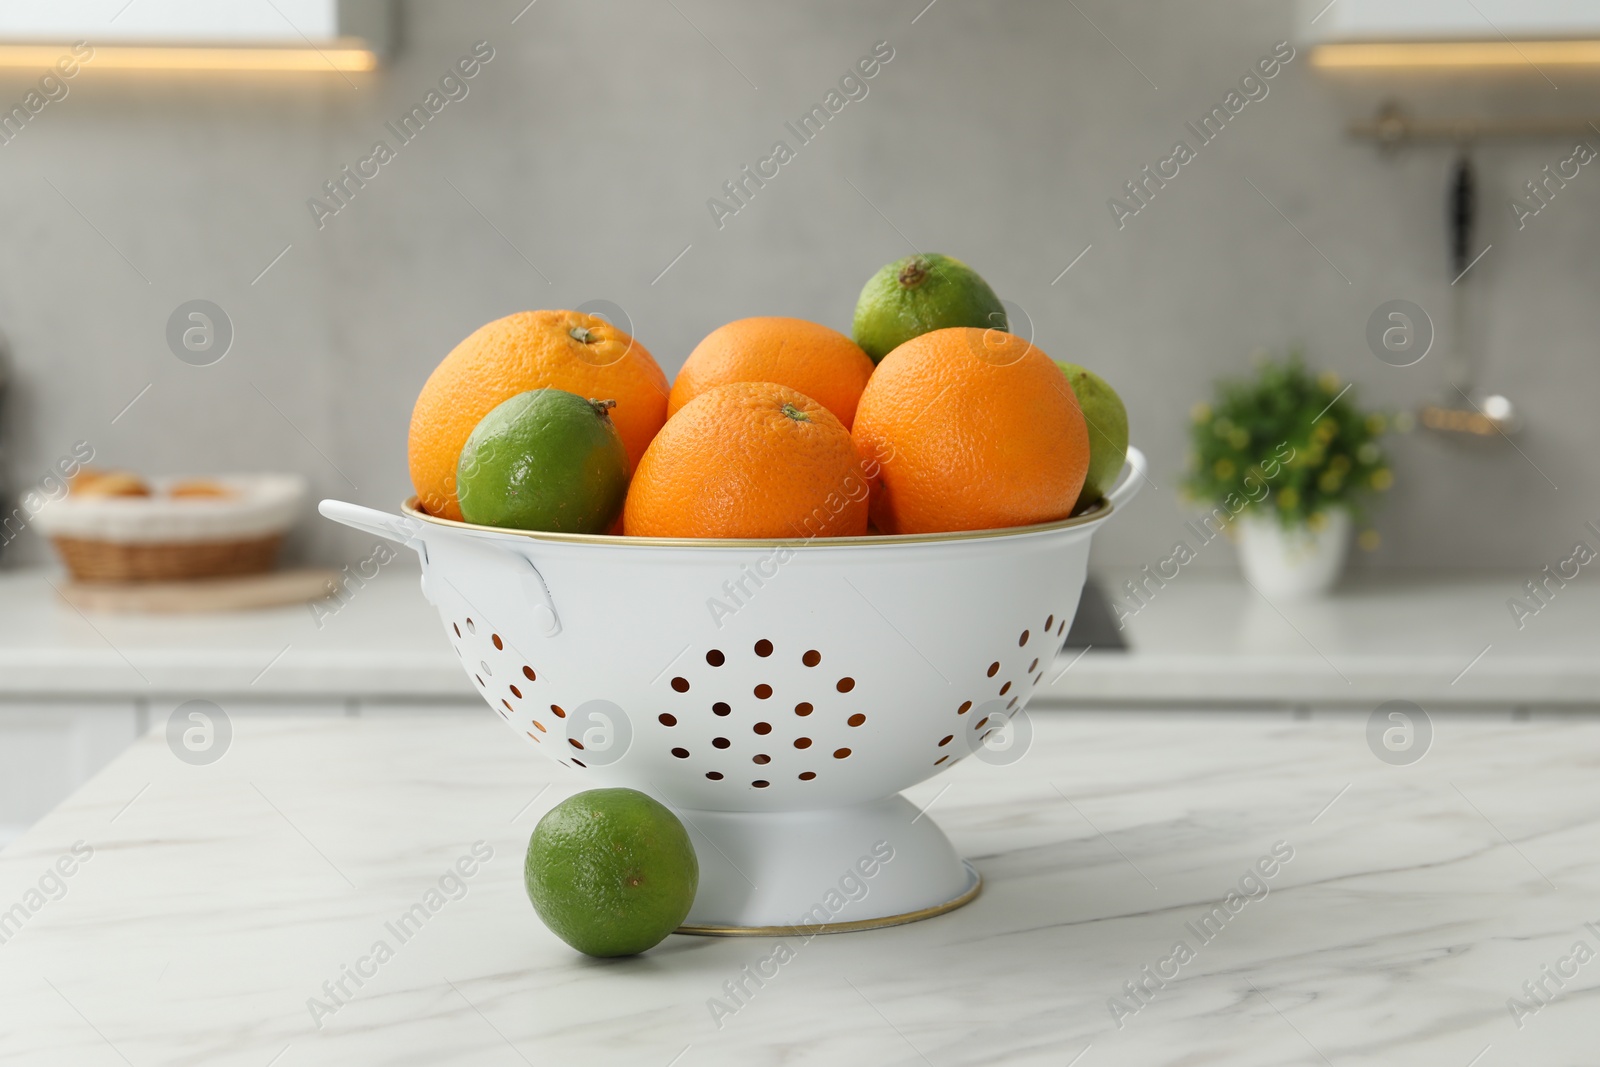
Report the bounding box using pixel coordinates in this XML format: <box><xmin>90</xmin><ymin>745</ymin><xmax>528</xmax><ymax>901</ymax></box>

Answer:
<box><xmin>51</xmin><ymin>534</ymin><xmax>285</xmax><ymax>583</ymax></box>
<box><xmin>36</xmin><ymin>474</ymin><xmax>305</xmax><ymax>584</ymax></box>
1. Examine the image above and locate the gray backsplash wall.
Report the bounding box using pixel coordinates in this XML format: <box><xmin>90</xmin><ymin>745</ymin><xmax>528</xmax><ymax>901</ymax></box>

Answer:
<box><xmin>1</xmin><ymin>0</ymin><xmax>1595</xmax><ymax>573</ymax></box>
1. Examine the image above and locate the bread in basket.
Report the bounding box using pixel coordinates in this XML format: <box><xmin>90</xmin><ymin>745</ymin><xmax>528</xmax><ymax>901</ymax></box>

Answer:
<box><xmin>35</xmin><ymin>473</ymin><xmax>306</xmax><ymax>582</ymax></box>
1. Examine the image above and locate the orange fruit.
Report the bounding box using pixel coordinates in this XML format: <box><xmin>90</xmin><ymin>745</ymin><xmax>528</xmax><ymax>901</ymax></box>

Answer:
<box><xmin>668</xmin><ymin>317</ymin><xmax>875</xmax><ymax>430</ymax></box>
<box><xmin>851</xmin><ymin>328</ymin><xmax>1089</xmax><ymax>534</ymax></box>
<box><xmin>624</xmin><ymin>382</ymin><xmax>869</xmax><ymax>539</ymax></box>
<box><xmin>409</xmin><ymin>310</ymin><xmax>667</xmax><ymax>520</ymax></box>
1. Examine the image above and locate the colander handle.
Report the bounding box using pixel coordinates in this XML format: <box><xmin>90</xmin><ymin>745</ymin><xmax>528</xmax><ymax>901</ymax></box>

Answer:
<box><xmin>1103</xmin><ymin>445</ymin><xmax>1146</xmax><ymax>513</ymax></box>
<box><xmin>317</xmin><ymin>500</ymin><xmax>427</xmax><ymax>558</ymax></box>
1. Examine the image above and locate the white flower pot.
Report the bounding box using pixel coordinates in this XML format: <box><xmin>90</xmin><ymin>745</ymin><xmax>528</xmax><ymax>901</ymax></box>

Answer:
<box><xmin>1234</xmin><ymin>508</ymin><xmax>1350</xmax><ymax>599</ymax></box>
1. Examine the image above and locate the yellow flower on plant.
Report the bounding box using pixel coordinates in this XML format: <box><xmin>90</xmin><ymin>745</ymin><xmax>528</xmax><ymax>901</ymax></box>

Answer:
<box><xmin>1318</xmin><ymin>470</ymin><xmax>1343</xmax><ymax>493</ymax></box>
<box><xmin>1307</xmin><ymin>511</ymin><xmax>1327</xmax><ymax>532</ymax></box>
<box><xmin>1371</xmin><ymin>468</ymin><xmax>1393</xmax><ymax>491</ymax></box>
<box><xmin>1191</xmin><ymin>402</ymin><xmax>1211</xmax><ymax>424</ymax></box>
<box><xmin>1358</xmin><ymin>529</ymin><xmax>1381</xmax><ymax>551</ymax></box>
<box><xmin>1318</xmin><ymin>371</ymin><xmax>1341</xmax><ymax>393</ymax></box>
<box><xmin>1315</xmin><ymin>421</ymin><xmax>1337</xmax><ymax>443</ymax></box>
<box><xmin>1278</xmin><ymin>487</ymin><xmax>1299</xmax><ymax>510</ymax></box>
<box><xmin>1213</xmin><ymin>459</ymin><xmax>1235</xmax><ymax>480</ymax></box>
<box><xmin>1366</xmin><ymin>413</ymin><xmax>1387</xmax><ymax>435</ymax></box>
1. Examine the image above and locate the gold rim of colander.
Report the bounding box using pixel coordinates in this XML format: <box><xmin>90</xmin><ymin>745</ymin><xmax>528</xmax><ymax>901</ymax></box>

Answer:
<box><xmin>400</xmin><ymin>497</ymin><xmax>1112</xmax><ymax>548</ymax></box>
<box><xmin>673</xmin><ymin>864</ymin><xmax>983</xmax><ymax>937</ymax></box>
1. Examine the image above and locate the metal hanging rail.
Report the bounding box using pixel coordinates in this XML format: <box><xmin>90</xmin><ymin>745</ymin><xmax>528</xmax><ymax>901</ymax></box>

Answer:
<box><xmin>1349</xmin><ymin>103</ymin><xmax>1600</xmax><ymax>147</ymax></box>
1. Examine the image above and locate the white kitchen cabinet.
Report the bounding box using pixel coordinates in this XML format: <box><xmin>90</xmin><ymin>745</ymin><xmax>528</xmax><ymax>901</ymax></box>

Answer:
<box><xmin>0</xmin><ymin>699</ymin><xmax>139</xmax><ymax>846</ymax></box>
<box><xmin>146</xmin><ymin>697</ymin><xmax>352</xmax><ymax>722</ymax></box>
<box><xmin>357</xmin><ymin>697</ymin><xmax>479</xmax><ymax>716</ymax></box>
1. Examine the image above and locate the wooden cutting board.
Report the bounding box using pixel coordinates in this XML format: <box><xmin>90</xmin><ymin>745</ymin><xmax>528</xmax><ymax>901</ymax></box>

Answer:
<box><xmin>59</xmin><ymin>568</ymin><xmax>339</xmax><ymax>614</ymax></box>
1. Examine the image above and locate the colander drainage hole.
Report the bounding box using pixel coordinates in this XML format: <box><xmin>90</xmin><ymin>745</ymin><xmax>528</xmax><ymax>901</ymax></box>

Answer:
<box><xmin>465</xmin><ymin>618</ymin><xmax>475</xmax><ymax>634</ymax></box>
<box><xmin>672</xmin><ymin>747</ymin><xmax>689</xmax><ymax>759</ymax></box>
<box><xmin>713</xmin><ymin>737</ymin><xmax>731</xmax><ymax>749</ymax></box>
<box><xmin>795</xmin><ymin>702</ymin><xmax>813</xmax><ymax>716</ymax></box>
<box><xmin>706</xmin><ymin>649</ymin><xmax>725</xmax><ymax>666</ymax></box>
<box><xmin>802</xmin><ymin>649</ymin><xmax>821</xmax><ymax>667</ymax></box>
<box><xmin>847</xmin><ymin>713</ymin><xmax>866</xmax><ymax>727</ymax></box>
<box><xmin>453</xmin><ymin>623</ymin><xmax>461</xmax><ymax>637</ymax></box>
<box><xmin>492</xmin><ymin>634</ymin><xmax>504</xmax><ymax>650</ymax></box>
<box><xmin>999</xmin><ymin>681</ymin><xmax>1012</xmax><ymax>696</ymax></box>
<box><xmin>934</xmin><ymin>755</ymin><xmax>949</xmax><ymax>766</ymax></box>
<box><xmin>753</xmin><ymin>722</ymin><xmax>772</xmax><ymax>735</ymax></box>
<box><xmin>958</xmin><ymin>700</ymin><xmax>972</xmax><ymax>714</ymax></box>
<box><xmin>671</xmin><ymin>676</ymin><xmax>690</xmax><ymax>693</ymax></box>
<box><xmin>1057</xmin><ymin>619</ymin><xmax>1066</xmax><ymax>636</ymax></box>
<box><xmin>798</xmin><ymin>771</ymin><xmax>817</xmax><ymax>781</ymax></box>
<box><xmin>568</xmin><ymin>738</ymin><xmax>583</xmax><ymax>750</ymax></box>
<box><xmin>522</xmin><ymin>666</ymin><xmax>536</xmax><ymax>681</ymax></box>
<box><xmin>480</xmin><ymin>660</ymin><xmax>492</xmax><ymax>677</ymax></box>
<box><xmin>836</xmin><ymin>677</ymin><xmax>855</xmax><ymax>693</ymax></box>
<box><xmin>833</xmin><ymin>747</ymin><xmax>851</xmax><ymax>759</ymax></box>
<box><xmin>571</xmin><ymin>758</ymin><xmax>586</xmax><ymax>768</ymax></box>
<box><xmin>987</xmin><ymin>662</ymin><xmax>1000</xmax><ymax>678</ymax></box>
<box><xmin>706</xmin><ymin>771</ymin><xmax>724</xmax><ymax>780</ymax></box>
<box><xmin>509</xmin><ymin>685</ymin><xmax>522</xmax><ymax>699</ymax></box>
<box><xmin>1029</xmin><ymin>658</ymin><xmax>1039</xmax><ymax>673</ymax></box>
<box><xmin>794</xmin><ymin>737</ymin><xmax>812</xmax><ymax>749</ymax></box>
<box><xmin>659</xmin><ymin>713</ymin><xmax>677</xmax><ymax>727</ymax></box>
<box><xmin>752</xmin><ymin>780</ymin><xmax>770</xmax><ymax>788</ymax></box>
<box><xmin>754</xmin><ymin>684</ymin><xmax>772</xmax><ymax>699</ymax></box>
<box><xmin>938</xmin><ymin>735</ymin><xmax>953</xmax><ymax>747</ymax></box>
<box><xmin>551</xmin><ymin>704</ymin><xmax>566</xmax><ymax>718</ymax></box>
<box><xmin>1045</xmin><ymin>614</ymin><xmax>1054</xmax><ymax>631</ymax></box>
<box><xmin>753</xmin><ymin>754</ymin><xmax>770</xmax><ymax>765</ymax></box>
<box><xmin>474</xmin><ymin>675</ymin><xmax>484</xmax><ymax>688</ymax></box>
<box><xmin>755</xmin><ymin>639</ymin><xmax>773</xmax><ymax>657</ymax></box>
<box><xmin>501</xmin><ymin>699</ymin><xmax>514</xmax><ymax>713</ymax></box>
<box><xmin>713</xmin><ymin>702</ymin><xmax>731</xmax><ymax>716</ymax></box>
<box><xmin>1019</xmin><ymin>629</ymin><xmax>1030</xmax><ymax>646</ymax></box>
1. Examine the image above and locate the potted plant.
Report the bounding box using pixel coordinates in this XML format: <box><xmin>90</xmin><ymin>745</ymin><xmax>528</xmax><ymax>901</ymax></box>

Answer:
<box><xmin>1185</xmin><ymin>353</ymin><xmax>1392</xmax><ymax>598</ymax></box>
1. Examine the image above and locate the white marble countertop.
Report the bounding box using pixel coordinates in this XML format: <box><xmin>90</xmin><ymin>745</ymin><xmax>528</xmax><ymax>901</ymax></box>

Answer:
<box><xmin>0</xmin><ymin>566</ymin><xmax>473</xmax><ymax>700</ymax></box>
<box><xmin>1</xmin><ymin>709</ymin><xmax>1596</xmax><ymax>1065</ymax></box>
<box><xmin>1</xmin><ymin>565</ymin><xmax>1594</xmax><ymax>708</ymax></box>
<box><xmin>1039</xmin><ymin>570</ymin><xmax>1600</xmax><ymax>709</ymax></box>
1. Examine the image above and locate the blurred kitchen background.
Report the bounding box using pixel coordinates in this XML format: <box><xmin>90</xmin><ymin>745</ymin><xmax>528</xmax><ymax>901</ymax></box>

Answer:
<box><xmin>1</xmin><ymin>0</ymin><xmax>1598</xmax><ymax>843</ymax></box>
<box><xmin>1</xmin><ymin>0</ymin><xmax>1596</xmax><ymax>569</ymax></box>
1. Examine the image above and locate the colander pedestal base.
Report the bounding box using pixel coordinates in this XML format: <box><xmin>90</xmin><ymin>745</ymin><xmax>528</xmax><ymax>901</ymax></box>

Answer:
<box><xmin>674</xmin><ymin>795</ymin><xmax>979</xmax><ymax>934</ymax></box>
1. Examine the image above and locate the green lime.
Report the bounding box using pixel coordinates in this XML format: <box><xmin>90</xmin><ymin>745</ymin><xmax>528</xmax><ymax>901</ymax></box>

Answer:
<box><xmin>456</xmin><ymin>388</ymin><xmax>629</xmax><ymax>533</ymax></box>
<box><xmin>525</xmin><ymin>788</ymin><xmax>698</xmax><ymax>957</ymax></box>
<box><xmin>1056</xmin><ymin>361</ymin><xmax>1129</xmax><ymax>512</ymax></box>
<box><xmin>852</xmin><ymin>253</ymin><xmax>1007</xmax><ymax>363</ymax></box>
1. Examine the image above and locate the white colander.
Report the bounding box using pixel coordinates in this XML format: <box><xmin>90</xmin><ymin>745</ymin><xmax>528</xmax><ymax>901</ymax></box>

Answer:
<box><xmin>320</xmin><ymin>446</ymin><xmax>1144</xmax><ymax>932</ymax></box>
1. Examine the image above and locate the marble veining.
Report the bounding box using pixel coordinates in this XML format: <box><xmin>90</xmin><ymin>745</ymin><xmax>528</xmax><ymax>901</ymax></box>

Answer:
<box><xmin>0</xmin><ymin>709</ymin><xmax>1596</xmax><ymax>1065</ymax></box>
